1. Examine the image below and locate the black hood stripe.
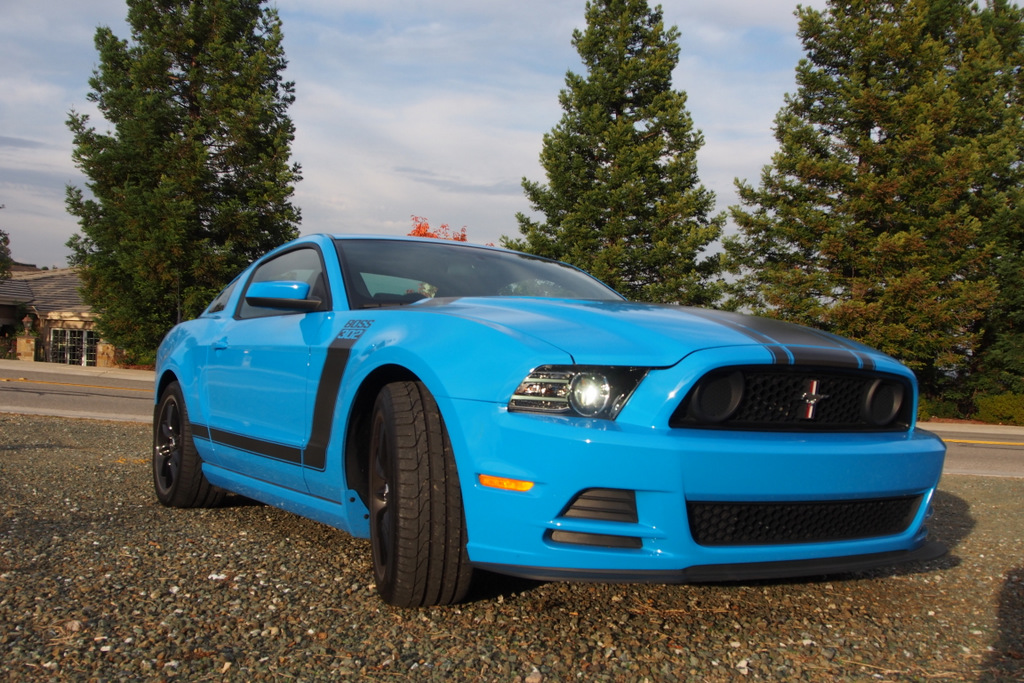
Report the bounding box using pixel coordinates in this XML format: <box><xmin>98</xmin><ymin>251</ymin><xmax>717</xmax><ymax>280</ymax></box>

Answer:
<box><xmin>683</xmin><ymin>309</ymin><xmax>876</xmax><ymax>370</ymax></box>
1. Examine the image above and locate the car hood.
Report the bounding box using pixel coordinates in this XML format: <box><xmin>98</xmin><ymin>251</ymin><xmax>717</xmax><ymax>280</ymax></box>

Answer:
<box><xmin>420</xmin><ymin>297</ymin><xmax>889</xmax><ymax>368</ymax></box>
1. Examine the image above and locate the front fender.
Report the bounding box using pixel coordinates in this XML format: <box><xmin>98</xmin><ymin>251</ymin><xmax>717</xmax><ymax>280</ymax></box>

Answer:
<box><xmin>154</xmin><ymin>317</ymin><xmax>223</xmax><ymax>426</ymax></box>
<box><xmin>342</xmin><ymin>308</ymin><xmax>573</xmax><ymax>405</ymax></box>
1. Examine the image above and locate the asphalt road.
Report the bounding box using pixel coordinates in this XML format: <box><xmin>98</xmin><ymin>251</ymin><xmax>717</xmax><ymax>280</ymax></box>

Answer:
<box><xmin>1</xmin><ymin>358</ymin><xmax>1022</xmax><ymax>478</ymax></box>
<box><xmin>0</xmin><ymin>359</ymin><xmax>154</xmax><ymax>423</ymax></box>
<box><xmin>931</xmin><ymin>423</ymin><xmax>1024</xmax><ymax>479</ymax></box>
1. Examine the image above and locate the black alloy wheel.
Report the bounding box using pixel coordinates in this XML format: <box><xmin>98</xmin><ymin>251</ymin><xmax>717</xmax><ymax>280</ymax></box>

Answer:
<box><xmin>153</xmin><ymin>381</ymin><xmax>223</xmax><ymax>508</ymax></box>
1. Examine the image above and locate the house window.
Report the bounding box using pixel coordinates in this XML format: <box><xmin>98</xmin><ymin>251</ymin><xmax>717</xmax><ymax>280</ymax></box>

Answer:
<box><xmin>50</xmin><ymin>329</ymin><xmax>99</xmax><ymax>367</ymax></box>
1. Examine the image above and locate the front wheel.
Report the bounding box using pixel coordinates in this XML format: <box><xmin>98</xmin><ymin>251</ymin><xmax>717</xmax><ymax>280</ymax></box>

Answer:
<box><xmin>369</xmin><ymin>381</ymin><xmax>473</xmax><ymax>607</ymax></box>
<box><xmin>153</xmin><ymin>381</ymin><xmax>223</xmax><ymax>508</ymax></box>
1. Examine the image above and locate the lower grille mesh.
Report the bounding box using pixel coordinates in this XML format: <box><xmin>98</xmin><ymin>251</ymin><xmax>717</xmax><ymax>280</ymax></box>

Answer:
<box><xmin>687</xmin><ymin>496</ymin><xmax>922</xmax><ymax>547</ymax></box>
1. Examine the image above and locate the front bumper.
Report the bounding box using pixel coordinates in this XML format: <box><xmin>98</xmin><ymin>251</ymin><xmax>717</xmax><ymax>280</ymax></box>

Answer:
<box><xmin>475</xmin><ymin>541</ymin><xmax>948</xmax><ymax>584</ymax></box>
<box><xmin>443</xmin><ymin>398</ymin><xmax>947</xmax><ymax>581</ymax></box>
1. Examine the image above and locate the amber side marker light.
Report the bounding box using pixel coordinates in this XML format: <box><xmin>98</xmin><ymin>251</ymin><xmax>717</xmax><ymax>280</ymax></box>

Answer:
<box><xmin>478</xmin><ymin>474</ymin><xmax>535</xmax><ymax>492</ymax></box>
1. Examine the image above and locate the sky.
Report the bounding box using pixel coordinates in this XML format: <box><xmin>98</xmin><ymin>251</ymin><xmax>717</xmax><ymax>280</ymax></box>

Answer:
<box><xmin>0</xmin><ymin>0</ymin><xmax>828</xmax><ymax>269</ymax></box>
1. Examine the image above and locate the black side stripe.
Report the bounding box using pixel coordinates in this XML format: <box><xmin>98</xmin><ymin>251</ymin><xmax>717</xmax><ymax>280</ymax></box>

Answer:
<box><xmin>211</xmin><ymin>427</ymin><xmax>302</xmax><ymax>464</ymax></box>
<box><xmin>190</xmin><ymin>334</ymin><xmax>356</xmax><ymax>470</ymax></box>
<box><xmin>190</xmin><ymin>422</ymin><xmax>302</xmax><ymax>464</ymax></box>
<box><xmin>303</xmin><ymin>338</ymin><xmax>355</xmax><ymax>470</ymax></box>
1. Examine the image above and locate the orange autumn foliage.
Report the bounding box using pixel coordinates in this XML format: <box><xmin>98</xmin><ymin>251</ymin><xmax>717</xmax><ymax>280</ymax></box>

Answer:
<box><xmin>408</xmin><ymin>215</ymin><xmax>468</xmax><ymax>242</ymax></box>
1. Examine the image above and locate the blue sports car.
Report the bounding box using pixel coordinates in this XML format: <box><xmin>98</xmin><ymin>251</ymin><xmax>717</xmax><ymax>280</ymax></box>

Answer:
<box><xmin>153</xmin><ymin>234</ymin><xmax>947</xmax><ymax>607</ymax></box>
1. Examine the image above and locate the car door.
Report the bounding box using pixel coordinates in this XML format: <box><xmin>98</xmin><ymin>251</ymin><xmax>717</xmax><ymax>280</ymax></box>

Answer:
<box><xmin>201</xmin><ymin>245</ymin><xmax>334</xmax><ymax>493</ymax></box>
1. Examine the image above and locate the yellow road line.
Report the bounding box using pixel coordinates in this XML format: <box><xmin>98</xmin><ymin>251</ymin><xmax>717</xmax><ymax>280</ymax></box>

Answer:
<box><xmin>943</xmin><ymin>438</ymin><xmax>1024</xmax><ymax>447</ymax></box>
<box><xmin>0</xmin><ymin>377</ymin><xmax>150</xmax><ymax>393</ymax></box>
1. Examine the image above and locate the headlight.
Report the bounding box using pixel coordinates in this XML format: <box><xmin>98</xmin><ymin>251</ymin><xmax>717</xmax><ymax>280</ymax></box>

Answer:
<box><xmin>509</xmin><ymin>365</ymin><xmax>648</xmax><ymax>420</ymax></box>
<box><xmin>568</xmin><ymin>373</ymin><xmax>612</xmax><ymax>417</ymax></box>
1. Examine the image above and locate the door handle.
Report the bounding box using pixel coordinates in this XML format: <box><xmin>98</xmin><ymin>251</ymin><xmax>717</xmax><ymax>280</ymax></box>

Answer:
<box><xmin>212</xmin><ymin>337</ymin><xmax>228</xmax><ymax>351</ymax></box>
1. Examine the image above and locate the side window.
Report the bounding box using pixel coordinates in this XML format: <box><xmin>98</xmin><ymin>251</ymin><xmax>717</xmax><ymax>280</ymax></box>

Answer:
<box><xmin>237</xmin><ymin>247</ymin><xmax>330</xmax><ymax>319</ymax></box>
<box><xmin>205</xmin><ymin>278</ymin><xmax>239</xmax><ymax>315</ymax></box>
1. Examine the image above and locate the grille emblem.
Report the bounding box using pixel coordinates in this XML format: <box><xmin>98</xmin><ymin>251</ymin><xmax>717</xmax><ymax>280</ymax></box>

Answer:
<box><xmin>800</xmin><ymin>379</ymin><xmax>829</xmax><ymax>419</ymax></box>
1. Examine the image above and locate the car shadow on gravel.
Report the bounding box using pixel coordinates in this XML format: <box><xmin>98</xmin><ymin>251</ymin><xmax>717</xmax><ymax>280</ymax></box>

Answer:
<box><xmin>465</xmin><ymin>571</ymin><xmax>547</xmax><ymax>603</ymax></box>
<box><xmin>928</xmin><ymin>489</ymin><xmax>974</xmax><ymax>551</ymax></box>
<box><xmin>213</xmin><ymin>493</ymin><xmax>265</xmax><ymax>508</ymax></box>
<box><xmin>985</xmin><ymin>565</ymin><xmax>1024</xmax><ymax>682</ymax></box>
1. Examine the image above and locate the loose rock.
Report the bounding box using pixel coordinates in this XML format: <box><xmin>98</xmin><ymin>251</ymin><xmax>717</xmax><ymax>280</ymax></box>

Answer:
<box><xmin>1</xmin><ymin>413</ymin><xmax>1022</xmax><ymax>681</ymax></box>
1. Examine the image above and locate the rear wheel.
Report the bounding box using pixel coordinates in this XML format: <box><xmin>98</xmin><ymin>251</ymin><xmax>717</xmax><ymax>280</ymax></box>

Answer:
<box><xmin>153</xmin><ymin>381</ymin><xmax>223</xmax><ymax>508</ymax></box>
<box><xmin>368</xmin><ymin>381</ymin><xmax>473</xmax><ymax>607</ymax></box>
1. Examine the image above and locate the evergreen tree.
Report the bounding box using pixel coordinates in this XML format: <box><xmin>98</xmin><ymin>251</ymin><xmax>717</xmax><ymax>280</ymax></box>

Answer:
<box><xmin>66</xmin><ymin>0</ymin><xmax>301</xmax><ymax>364</ymax></box>
<box><xmin>506</xmin><ymin>0</ymin><xmax>723</xmax><ymax>305</ymax></box>
<box><xmin>975</xmin><ymin>0</ymin><xmax>1024</xmax><ymax>394</ymax></box>
<box><xmin>726</xmin><ymin>0</ymin><xmax>1021</xmax><ymax>399</ymax></box>
<box><xmin>0</xmin><ymin>206</ymin><xmax>10</xmax><ymax>281</ymax></box>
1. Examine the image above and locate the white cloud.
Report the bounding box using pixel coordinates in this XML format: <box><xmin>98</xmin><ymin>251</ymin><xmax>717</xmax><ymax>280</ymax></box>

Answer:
<box><xmin>674</xmin><ymin>0</ymin><xmax>818</xmax><ymax>31</ymax></box>
<box><xmin>0</xmin><ymin>0</ymin><xmax>828</xmax><ymax>265</ymax></box>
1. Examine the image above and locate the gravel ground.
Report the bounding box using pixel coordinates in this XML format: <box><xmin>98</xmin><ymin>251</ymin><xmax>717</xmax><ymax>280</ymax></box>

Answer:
<box><xmin>1</xmin><ymin>413</ymin><xmax>1021</xmax><ymax>682</ymax></box>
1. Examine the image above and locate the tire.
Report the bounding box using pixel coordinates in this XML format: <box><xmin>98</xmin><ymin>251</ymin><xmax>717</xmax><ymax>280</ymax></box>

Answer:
<box><xmin>369</xmin><ymin>381</ymin><xmax>473</xmax><ymax>607</ymax></box>
<box><xmin>153</xmin><ymin>381</ymin><xmax>224</xmax><ymax>508</ymax></box>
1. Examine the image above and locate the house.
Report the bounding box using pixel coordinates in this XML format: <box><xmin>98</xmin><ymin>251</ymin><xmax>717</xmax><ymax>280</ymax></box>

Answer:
<box><xmin>0</xmin><ymin>266</ymin><xmax>116</xmax><ymax>367</ymax></box>
<box><xmin>0</xmin><ymin>274</ymin><xmax>33</xmax><ymax>328</ymax></box>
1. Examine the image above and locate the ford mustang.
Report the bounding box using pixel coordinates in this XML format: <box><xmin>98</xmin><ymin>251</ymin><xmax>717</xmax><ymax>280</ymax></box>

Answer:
<box><xmin>153</xmin><ymin>234</ymin><xmax>947</xmax><ymax>607</ymax></box>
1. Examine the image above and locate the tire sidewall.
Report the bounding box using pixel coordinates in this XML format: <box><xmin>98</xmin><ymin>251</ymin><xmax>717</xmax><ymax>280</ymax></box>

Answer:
<box><xmin>367</xmin><ymin>381</ymin><xmax>473</xmax><ymax>607</ymax></box>
<box><xmin>368</xmin><ymin>387</ymin><xmax>401</xmax><ymax>602</ymax></box>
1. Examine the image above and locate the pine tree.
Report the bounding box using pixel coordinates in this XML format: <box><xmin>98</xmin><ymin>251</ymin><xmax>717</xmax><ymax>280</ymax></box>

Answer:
<box><xmin>66</xmin><ymin>0</ymin><xmax>301</xmax><ymax>364</ymax></box>
<box><xmin>506</xmin><ymin>0</ymin><xmax>723</xmax><ymax>305</ymax></box>
<box><xmin>975</xmin><ymin>0</ymin><xmax>1024</xmax><ymax>394</ymax></box>
<box><xmin>726</xmin><ymin>0</ymin><xmax>1021</xmax><ymax>399</ymax></box>
<box><xmin>0</xmin><ymin>206</ymin><xmax>10</xmax><ymax>282</ymax></box>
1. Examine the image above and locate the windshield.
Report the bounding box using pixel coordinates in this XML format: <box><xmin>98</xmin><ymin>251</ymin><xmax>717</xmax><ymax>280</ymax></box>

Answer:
<box><xmin>334</xmin><ymin>238</ymin><xmax>623</xmax><ymax>309</ymax></box>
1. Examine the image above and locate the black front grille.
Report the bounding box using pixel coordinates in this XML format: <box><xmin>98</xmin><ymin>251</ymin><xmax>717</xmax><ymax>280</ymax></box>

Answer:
<box><xmin>687</xmin><ymin>496</ymin><xmax>922</xmax><ymax>547</ymax></box>
<box><xmin>671</xmin><ymin>367</ymin><xmax>912</xmax><ymax>432</ymax></box>
<box><xmin>741</xmin><ymin>372</ymin><xmax>863</xmax><ymax>424</ymax></box>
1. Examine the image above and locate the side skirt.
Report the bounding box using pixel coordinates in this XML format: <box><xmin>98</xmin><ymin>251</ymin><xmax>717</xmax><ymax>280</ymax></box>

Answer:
<box><xmin>202</xmin><ymin>464</ymin><xmax>371</xmax><ymax>539</ymax></box>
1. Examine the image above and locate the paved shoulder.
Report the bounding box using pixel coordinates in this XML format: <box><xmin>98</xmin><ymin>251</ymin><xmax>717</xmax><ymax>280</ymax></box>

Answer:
<box><xmin>0</xmin><ymin>359</ymin><xmax>154</xmax><ymax>422</ymax></box>
<box><xmin>923</xmin><ymin>422</ymin><xmax>1024</xmax><ymax>479</ymax></box>
<box><xmin>0</xmin><ymin>358</ymin><xmax>155</xmax><ymax>384</ymax></box>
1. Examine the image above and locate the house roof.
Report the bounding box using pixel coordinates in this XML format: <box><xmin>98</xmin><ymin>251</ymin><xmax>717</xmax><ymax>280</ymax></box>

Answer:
<box><xmin>0</xmin><ymin>277</ymin><xmax>33</xmax><ymax>306</ymax></box>
<box><xmin>0</xmin><ymin>268</ymin><xmax>89</xmax><ymax>314</ymax></box>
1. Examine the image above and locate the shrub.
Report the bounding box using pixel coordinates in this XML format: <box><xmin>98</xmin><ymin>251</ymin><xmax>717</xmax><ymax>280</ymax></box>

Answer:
<box><xmin>918</xmin><ymin>396</ymin><xmax>962</xmax><ymax>422</ymax></box>
<box><xmin>974</xmin><ymin>393</ymin><xmax>1024</xmax><ymax>426</ymax></box>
